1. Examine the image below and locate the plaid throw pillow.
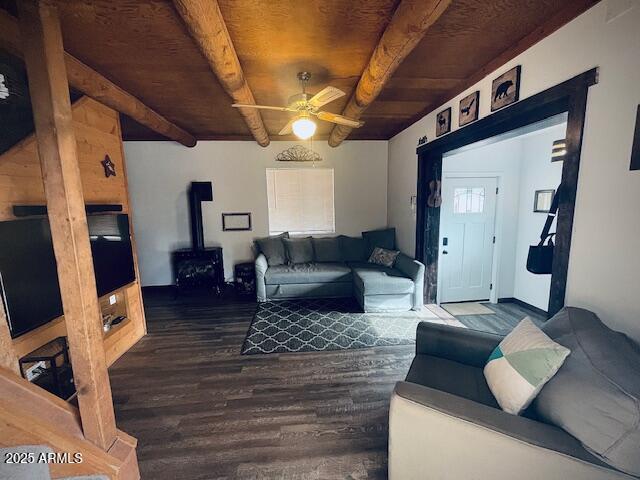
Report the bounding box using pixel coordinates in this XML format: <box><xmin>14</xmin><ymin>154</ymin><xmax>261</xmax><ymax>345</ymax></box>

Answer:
<box><xmin>484</xmin><ymin>317</ymin><xmax>570</xmax><ymax>415</ymax></box>
<box><xmin>368</xmin><ymin>247</ymin><xmax>400</xmax><ymax>268</ymax></box>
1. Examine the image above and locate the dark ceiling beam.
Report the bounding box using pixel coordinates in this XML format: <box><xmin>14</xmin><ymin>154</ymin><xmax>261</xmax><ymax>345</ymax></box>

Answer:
<box><xmin>0</xmin><ymin>9</ymin><xmax>197</xmax><ymax>148</ymax></box>
<box><xmin>172</xmin><ymin>0</ymin><xmax>270</xmax><ymax>147</ymax></box>
<box><xmin>328</xmin><ymin>0</ymin><xmax>452</xmax><ymax>147</ymax></box>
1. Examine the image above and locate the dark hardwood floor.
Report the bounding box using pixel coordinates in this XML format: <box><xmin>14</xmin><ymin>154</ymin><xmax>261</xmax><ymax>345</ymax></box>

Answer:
<box><xmin>109</xmin><ymin>291</ymin><xmax>415</xmax><ymax>479</ymax></box>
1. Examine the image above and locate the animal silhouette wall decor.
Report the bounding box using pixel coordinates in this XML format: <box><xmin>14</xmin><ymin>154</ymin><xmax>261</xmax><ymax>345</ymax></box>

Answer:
<box><xmin>435</xmin><ymin>107</ymin><xmax>451</xmax><ymax>137</ymax></box>
<box><xmin>459</xmin><ymin>90</ymin><xmax>479</xmax><ymax>127</ymax></box>
<box><xmin>491</xmin><ymin>65</ymin><xmax>521</xmax><ymax>111</ymax></box>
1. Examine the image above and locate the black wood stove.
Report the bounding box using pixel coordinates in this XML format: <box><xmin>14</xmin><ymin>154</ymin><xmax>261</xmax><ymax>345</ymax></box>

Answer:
<box><xmin>171</xmin><ymin>182</ymin><xmax>224</xmax><ymax>295</ymax></box>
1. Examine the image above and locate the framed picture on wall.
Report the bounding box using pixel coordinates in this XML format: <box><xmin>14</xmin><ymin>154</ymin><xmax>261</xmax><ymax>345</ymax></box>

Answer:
<box><xmin>491</xmin><ymin>65</ymin><xmax>521</xmax><ymax>111</ymax></box>
<box><xmin>533</xmin><ymin>190</ymin><xmax>555</xmax><ymax>213</ymax></box>
<box><xmin>222</xmin><ymin>212</ymin><xmax>252</xmax><ymax>231</ymax></box>
<box><xmin>436</xmin><ymin>107</ymin><xmax>451</xmax><ymax>137</ymax></box>
<box><xmin>459</xmin><ymin>91</ymin><xmax>479</xmax><ymax>127</ymax></box>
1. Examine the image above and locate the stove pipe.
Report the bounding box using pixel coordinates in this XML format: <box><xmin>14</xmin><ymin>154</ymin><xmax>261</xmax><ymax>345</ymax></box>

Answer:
<box><xmin>188</xmin><ymin>182</ymin><xmax>213</xmax><ymax>251</ymax></box>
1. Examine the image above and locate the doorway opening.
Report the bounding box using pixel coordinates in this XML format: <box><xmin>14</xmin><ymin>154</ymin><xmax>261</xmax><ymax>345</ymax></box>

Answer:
<box><xmin>415</xmin><ymin>68</ymin><xmax>598</xmax><ymax>330</ymax></box>
<box><xmin>437</xmin><ymin>115</ymin><xmax>566</xmax><ymax>334</ymax></box>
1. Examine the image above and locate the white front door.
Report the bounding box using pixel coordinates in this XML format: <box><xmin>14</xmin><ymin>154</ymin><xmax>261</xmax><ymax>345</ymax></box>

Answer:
<box><xmin>440</xmin><ymin>177</ymin><xmax>497</xmax><ymax>303</ymax></box>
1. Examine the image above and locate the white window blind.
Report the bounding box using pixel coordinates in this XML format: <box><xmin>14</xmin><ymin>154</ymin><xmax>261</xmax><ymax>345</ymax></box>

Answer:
<box><xmin>266</xmin><ymin>168</ymin><xmax>335</xmax><ymax>235</ymax></box>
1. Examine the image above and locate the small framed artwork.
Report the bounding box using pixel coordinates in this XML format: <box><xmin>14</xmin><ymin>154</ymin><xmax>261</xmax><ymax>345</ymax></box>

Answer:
<box><xmin>436</xmin><ymin>107</ymin><xmax>451</xmax><ymax>137</ymax></box>
<box><xmin>459</xmin><ymin>91</ymin><xmax>479</xmax><ymax>127</ymax></box>
<box><xmin>491</xmin><ymin>65</ymin><xmax>521</xmax><ymax>111</ymax></box>
<box><xmin>533</xmin><ymin>190</ymin><xmax>555</xmax><ymax>213</ymax></box>
<box><xmin>631</xmin><ymin>105</ymin><xmax>640</xmax><ymax>171</ymax></box>
<box><xmin>222</xmin><ymin>212</ymin><xmax>252</xmax><ymax>231</ymax></box>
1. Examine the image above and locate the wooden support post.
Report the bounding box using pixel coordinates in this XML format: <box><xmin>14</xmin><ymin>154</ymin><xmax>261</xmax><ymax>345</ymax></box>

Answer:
<box><xmin>0</xmin><ymin>300</ymin><xmax>20</xmax><ymax>376</ymax></box>
<box><xmin>17</xmin><ymin>0</ymin><xmax>117</xmax><ymax>450</ymax></box>
<box><xmin>0</xmin><ymin>9</ymin><xmax>197</xmax><ymax>148</ymax></box>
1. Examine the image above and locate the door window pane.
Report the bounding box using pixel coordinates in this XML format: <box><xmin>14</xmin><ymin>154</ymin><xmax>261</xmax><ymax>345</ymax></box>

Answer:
<box><xmin>453</xmin><ymin>187</ymin><xmax>485</xmax><ymax>214</ymax></box>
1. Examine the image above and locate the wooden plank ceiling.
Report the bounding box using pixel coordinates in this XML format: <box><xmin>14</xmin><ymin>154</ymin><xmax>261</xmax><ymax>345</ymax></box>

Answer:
<box><xmin>46</xmin><ymin>0</ymin><xmax>596</xmax><ymax>143</ymax></box>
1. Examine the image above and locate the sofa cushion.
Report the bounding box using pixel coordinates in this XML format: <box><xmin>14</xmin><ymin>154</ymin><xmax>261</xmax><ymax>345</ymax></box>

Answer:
<box><xmin>368</xmin><ymin>246</ymin><xmax>400</xmax><ymax>267</ymax></box>
<box><xmin>406</xmin><ymin>354</ymin><xmax>499</xmax><ymax>408</ymax></box>
<box><xmin>362</xmin><ymin>227</ymin><xmax>396</xmax><ymax>256</ymax></box>
<box><xmin>255</xmin><ymin>232</ymin><xmax>289</xmax><ymax>266</ymax></box>
<box><xmin>534</xmin><ymin>307</ymin><xmax>640</xmax><ymax>477</ymax></box>
<box><xmin>265</xmin><ymin>263</ymin><xmax>352</xmax><ymax>285</ymax></box>
<box><xmin>339</xmin><ymin>236</ymin><xmax>367</xmax><ymax>262</ymax></box>
<box><xmin>352</xmin><ymin>266</ymin><xmax>414</xmax><ymax>295</ymax></box>
<box><xmin>312</xmin><ymin>237</ymin><xmax>341</xmax><ymax>262</ymax></box>
<box><xmin>484</xmin><ymin>317</ymin><xmax>570</xmax><ymax>415</ymax></box>
<box><xmin>283</xmin><ymin>237</ymin><xmax>314</xmax><ymax>264</ymax></box>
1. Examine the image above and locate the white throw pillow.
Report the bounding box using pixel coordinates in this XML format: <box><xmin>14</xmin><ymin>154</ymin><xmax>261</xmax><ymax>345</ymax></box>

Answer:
<box><xmin>484</xmin><ymin>317</ymin><xmax>570</xmax><ymax>415</ymax></box>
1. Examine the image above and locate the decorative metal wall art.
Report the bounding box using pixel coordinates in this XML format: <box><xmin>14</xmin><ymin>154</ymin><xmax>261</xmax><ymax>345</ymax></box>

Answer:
<box><xmin>275</xmin><ymin>145</ymin><xmax>322</xmax><ymax>162</ymax></box>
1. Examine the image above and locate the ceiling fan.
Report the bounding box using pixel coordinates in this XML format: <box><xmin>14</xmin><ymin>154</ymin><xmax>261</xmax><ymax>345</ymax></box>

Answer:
<box><xmin>232</xmin><ymin>72</ymin><xmax>363</xmax><ymax>140</ymax></box>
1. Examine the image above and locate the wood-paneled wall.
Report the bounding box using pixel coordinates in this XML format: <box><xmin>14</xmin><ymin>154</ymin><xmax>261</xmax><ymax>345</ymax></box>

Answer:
<box><xmin>0</xmin><ymin>96</ymin><xmax>129</xmax><ymax>219</ymax></box>
<box><xmin>0</xmin><ymin>96</ymin><xmax>145</xmax><ymax>366</ymax></box>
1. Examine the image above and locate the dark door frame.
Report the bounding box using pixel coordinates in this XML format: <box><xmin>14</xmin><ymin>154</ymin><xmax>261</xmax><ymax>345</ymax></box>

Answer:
<box><xmin>415</xmin><ymin>68</ymin><xmax>598</xmax><ymax>317</ymax></box>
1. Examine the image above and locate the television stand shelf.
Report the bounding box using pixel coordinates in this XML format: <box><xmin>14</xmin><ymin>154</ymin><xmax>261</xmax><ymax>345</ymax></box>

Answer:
<box><xmin>104</xmin><ymin>316</ymin><xmax>131</xmax><ymax>341</ymax></box>
<box><xmin>11</xmin><ymin>280</ymin><xmax>145</xmax><ymax>369</ymax></box>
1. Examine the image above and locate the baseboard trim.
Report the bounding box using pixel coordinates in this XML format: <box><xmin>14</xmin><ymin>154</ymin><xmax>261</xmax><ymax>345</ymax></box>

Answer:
<box><xmin>141</xmin><ymin>285</ymin><xmax>174</xmax><ymax>294</ymax></box>
<box><xmin>498</xmin><ymin>297</ymin><xmax>548</xmax><ymax>317</ymax></box>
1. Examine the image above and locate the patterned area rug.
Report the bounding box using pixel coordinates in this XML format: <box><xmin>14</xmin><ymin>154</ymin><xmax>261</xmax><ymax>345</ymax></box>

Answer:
<box><xmin>242</xmin><ymin>298</ymin><xmax>435</xmax><ymax>355</ymax></box>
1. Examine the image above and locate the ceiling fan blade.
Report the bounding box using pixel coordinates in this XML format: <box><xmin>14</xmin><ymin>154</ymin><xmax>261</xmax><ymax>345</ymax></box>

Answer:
<box><xmin>232</xmin><ymin>103</ymin><xmax>292</xmax><ymax>112</ymax></box>
<box><xmin>308</xmin><ymin>86</ymin><xmax>346</xmax><ymax>108</ymax></box>
<box><xmin>315</xmin><ymin>111</ymin><xmax>364</xmax><ymax>128</ymax></box>
<box><xmin>278</xmin><ymin>118</ymin><xmax>295</xmax><ymax>135</ymax></box>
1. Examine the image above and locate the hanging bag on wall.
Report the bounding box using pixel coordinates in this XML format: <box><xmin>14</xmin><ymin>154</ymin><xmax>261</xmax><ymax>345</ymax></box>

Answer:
<box><xmin>526</xmin><ymin>187</ymin><xmax>560</xmax><ymax>275</ymax></box>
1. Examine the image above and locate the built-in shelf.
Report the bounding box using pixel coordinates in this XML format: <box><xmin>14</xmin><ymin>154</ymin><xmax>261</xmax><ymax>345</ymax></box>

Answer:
<box><xmin>12</xmin><ymin>280</ymin><xmax>144</xmax><ymax>368</ymax></box>
<box><xmin>103</xmin><ymin>317</ymin><xmax>132</xmax><ymax>341</ymax></box>
<box><xmin>12</xmin><ymin>204</ymin><xmax>123</xmax><ymax>217</ymax></box>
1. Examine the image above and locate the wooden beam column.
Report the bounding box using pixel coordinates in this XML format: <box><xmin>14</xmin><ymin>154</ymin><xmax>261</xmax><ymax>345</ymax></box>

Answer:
<box><xmin>328</xmin><ymin>0</ymin><xmax>451</xmax><ymax>147</ymax></box>
<box><xmin>18</xmin><ymin>0</ymin><xmax>117</xmax><ymax>450</ymax></box>
<box><xmin>172</xmin><ymin>0</ymin><xmax>270</xmax><ymax>146</ymax></box>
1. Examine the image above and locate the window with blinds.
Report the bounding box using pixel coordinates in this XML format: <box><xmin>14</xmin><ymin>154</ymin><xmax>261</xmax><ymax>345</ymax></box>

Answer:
<box><xmin>266</xmin><ymin>168</ymin><xmax>335</xmax><ymax>235</ymax></box>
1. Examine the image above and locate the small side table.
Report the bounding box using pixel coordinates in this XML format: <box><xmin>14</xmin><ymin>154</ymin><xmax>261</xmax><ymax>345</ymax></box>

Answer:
<box><xmin>234</xmin><ymin>262</ymin><xmax>256</xmax><ymax>298</ymax></box>
<box><xmin>19</xmin><ymin>337</ymin><xmax>75</xmax><ymax>400</ymax></box>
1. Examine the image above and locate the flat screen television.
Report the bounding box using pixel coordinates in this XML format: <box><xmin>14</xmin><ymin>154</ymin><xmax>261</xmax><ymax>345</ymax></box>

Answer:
<box><xmin>0</xmin><ymin>213</ymin><xmax>135</xmax><ymax>338</ymax></box>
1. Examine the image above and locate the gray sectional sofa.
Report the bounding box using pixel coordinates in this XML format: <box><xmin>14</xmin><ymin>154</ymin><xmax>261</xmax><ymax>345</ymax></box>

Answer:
<box><xmin>254</xmin><ymin>229</ymin><xmax>425</xmax><ymax>312</ymax></box>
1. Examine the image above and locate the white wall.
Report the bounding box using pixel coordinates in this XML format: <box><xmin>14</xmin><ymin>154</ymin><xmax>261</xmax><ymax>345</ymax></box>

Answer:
<box><xmin>388</xmin><ymin>1</ymin><xmax>640</xmax><ymax>340</ymax></box>
<box><xmin>124</xmin><ymin>141</ymin><xmax>388</xmax><ymax>286</ymax></box>
<box><xmin>513</xmin><ymin>129</ymin><xmax>564</xmax><ymax>310</ymax></box>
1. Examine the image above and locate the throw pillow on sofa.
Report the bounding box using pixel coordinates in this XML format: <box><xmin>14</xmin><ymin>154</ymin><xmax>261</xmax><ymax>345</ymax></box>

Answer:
<box><xmin>339</xmin><ymin>236</ymin><xmax>367</xmax><ymax>262</ymax></box>
<box><xmin>312</xmin><ymin>237</ymin><xmax>341</xmax><ymax>262</ymax></box>
<box><xmin>484</xmin><ymin>317</ymin><xmax>570</xmax><ymax>415</ymax></box>
<box><xmin>255</xmin><ymin>232</ymin><xmax>289</xmax><ymax>266</ymax></box>
<box><xmin>533</xmin><ymin>307</ymin><xmax>640</xmax><ymax>477</ymax></box>
<box><xmin>362</xmin><ymin>228</ymin><xmax>396</xmax><ymax>256</ymax></box>
<box><xmin>368</xmin><ymin>247</ymin><xmax>400</xmax><ymax>268</ymax></box>
<box><xmin>283</xmin><ymin>237</ymin><xmax>314</xmax><ymax>264</ymax></box>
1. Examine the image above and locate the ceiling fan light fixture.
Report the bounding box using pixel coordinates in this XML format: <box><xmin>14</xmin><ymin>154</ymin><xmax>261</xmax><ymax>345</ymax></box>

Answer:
<box><xmin>292</xmin><ymin>115</ymin><xmax>317</xmax><ymax>140</ymax></box>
